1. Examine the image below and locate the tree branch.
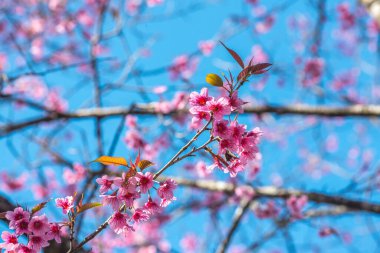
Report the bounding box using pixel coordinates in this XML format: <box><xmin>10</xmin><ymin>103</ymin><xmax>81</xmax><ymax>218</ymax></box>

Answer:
<box><xmin>169</xmin><ymin>177</ymin><xmax>380</xmax><ymax>214</ymax></box>
<box><xmin>2</xmin><ymin>103</ymin><xmax>380</xmax><ymax>136</ymax></box>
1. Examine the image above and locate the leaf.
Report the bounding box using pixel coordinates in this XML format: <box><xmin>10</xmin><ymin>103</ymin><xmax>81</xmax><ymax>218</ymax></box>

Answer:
<box><xmin>0</xmin><ymin>212</ymin><xmax>7</xmax><ymax>219</ymax></box>
<box><xmin>237</xmin><ymin>67</ymin><xmax>251</xmax><ymax>82</ymax></box>
<box><xmin>125</xmin><ymin>167</ymin><xmax>137</xmax><ymax>179</ymax></box>
<box><xmin>93</xmin><ymin>156</ymin><xmax>128</xmax><ymax>167</ymax></box>
<box><xmin>77</xmin><ymin>202</ymin><xmax>102</xmax><ymax>214</ymax></box>
<box><xmin>138</xmin><ymin>160</ymin><xmax>154</xmax><ymax>171</ymax></box>
<box><xmin>250</xmin><ymin>63</ymin><xmax>272</xmax><ymax>74</ymax></box>
<box><xmin>32</xmin><ymin>201</ymin><xmax>48</xmax><ymax>215</ymax></box>
<box><xmin>220</xmin><ymin>41</ymin><xmax>245</xmax><ymax>69</ymax></box>
<box><xmin>205</xmin><ymin>73</ymin><xmax>224</xmax><ymax>87</ymax></box>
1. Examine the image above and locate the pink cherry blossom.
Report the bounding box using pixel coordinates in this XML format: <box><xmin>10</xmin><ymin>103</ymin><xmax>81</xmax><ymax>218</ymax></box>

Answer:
<box><xmin>137</xmin><ymin>172</ymin><xmax>154</xmax><ymax>193</ymax></box>
<box><xmin>101</xmin><ymin>194</ymin><xmax>121</xmax><ymax>211</ymax></box>
<box><xmin>47</xmin><ymin>223</ymin><xmax>62</xmax><ymax>243</ymax></box>
<box><xmin>206</xmin><ymin>97</ymin><xmax>231</xmax><ymax>120</ymax></box>
<box><xmin>28</xmin><ymin>234</ymin><xmax>49</xmax><ymax>251</ymax></box>
<box><xmin>55</xmin><ymin>196</ymin><xmax>74</xmax><ymax>214</ymax></box>
<box><xmin>158</xmin><ymin>179</ymin><xmax>177</xmax><ymax>206</ymax></box>
<box><xmin>255</xmin><ymin>201</ymin><xmax>279</xmax><ymax>219</ymax></box>
<box><xmin>5</xmin><ymin>207</ymin><xmax>30</xmax><ymax>229</ymax></box>
<box><xmin>286</xmin><ymin>195</ymin><xmax>308</xmax><ymax>219</ymax></box>
<box><xmin>212</xmin><ymin>119</ymin><xmax>230</xmax><ymax>139</ymax></box>
<box><xmin>109</xmin><ymin>211</ymin><xmax>129</xmax><ymax>234</ymax></box>
<box><xmin>132</xmin><ymin>208</ymin><xmax>149</xmax><ymax>223</ymax></box>
<box><xmin>302</xmin><ymin>58</ymin><xmax>324</xmax><ymax>87</ymax></box>
<box><xmin>144</xmin><ymin>198</ymin><xmax>162</xmax><ymax>215</ymax></box>
<box><xmin>189</xmin><ymin>88</ymin><xmax>212</xmax><ymax>107</ymax></box>
<box><xmin>28</xmin><ymin>215</ymin><xmax>50</xmax><ymax>235</ymax></box>
<box><xmin>96</xmin><ymin>175</ymin><xmax>114</xmax><ymax>194</ymax></box>
<box><xmin>198</xmin><ymin>40</ymin><xmax>215</xmax><ymax>56</ymax></box>
<box><xmin>0</xmin><ymin>231</ymin><xmax>19</xmax><ymax>251</ymax></box>
<box><xmin>14</xmin><ymin>218</ymin><xmax>30</xmax><ymax>235</ymax></box>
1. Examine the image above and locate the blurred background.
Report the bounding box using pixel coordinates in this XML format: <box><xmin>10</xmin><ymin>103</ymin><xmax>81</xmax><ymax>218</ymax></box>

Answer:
<box><xmin>1</xmin><ymin>0</ymin><xmax>380</xmax><ymax>252</ymax></box>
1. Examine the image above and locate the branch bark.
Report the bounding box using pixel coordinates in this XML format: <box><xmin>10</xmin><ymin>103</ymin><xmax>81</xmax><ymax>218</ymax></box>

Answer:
<box><xmin>2</xmin><ymin>103</ymin><xmax>380</xmax><ymax>136</ymax></box>
<box><xmin>169</xmin><ymin>177</ymin><xmax>380</xmax><ymax>214</ymax></box>
<box><xmin>360</xmin><ymin>0</ymin><xmax>380</xmax><ymax>26</ymax></box>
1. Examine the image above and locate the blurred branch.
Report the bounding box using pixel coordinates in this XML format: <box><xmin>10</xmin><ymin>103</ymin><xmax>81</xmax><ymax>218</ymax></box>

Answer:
<box><xmin>2</xmin><ymin>103</ymin><xmax>380</xmax><ymax>136</ymax></box>
<box><xmin>169</xmin><ymin>177</ymin><xmax>380</xmax><ymax>214</ymax></box>
<box><xmin>360</xmin><ymin>0</ymin><xmax>380</xmax><ymax>26</ymax></box>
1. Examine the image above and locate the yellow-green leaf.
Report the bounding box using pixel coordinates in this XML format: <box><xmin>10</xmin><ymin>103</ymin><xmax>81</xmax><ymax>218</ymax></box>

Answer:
<box><xmin>138</xmin><ymin>160</ymin><xmax>154</xmax><ymax>171</ymax></box>
<box><xmin>206</xmin><ymin>73</ymin><xmax>223</xmax><ymax>87</ymax></box>
<box><xmin>32</xmin><ymin>201</ymin><xmax>48</xmax><ymax>215</ymax></box>
<box><xmin>77</xmin><ymin>202</ymin><xmax>102</xmax><ymax>214</ymax></box>
<box><xmin>93</xmin><ymin>156</ymin><xmax>128</xmax><ymax>167</ymax></box>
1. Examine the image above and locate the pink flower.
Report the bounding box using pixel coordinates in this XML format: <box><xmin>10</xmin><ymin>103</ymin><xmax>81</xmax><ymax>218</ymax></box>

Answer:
<box><xmin>286</xmin><ymin>195</ymin><xmax>308</xmax><ymax>219</ymax></box>
<box><xmin>28</xmin><ymin>234</ymin><xmax>49</xmax><ymax>251</ymax></box>
<box><xmin>206</xmin><ymin>97</ymin><xmax>231</xmax><ymax>120</ymax></box>
<box><xmin>144</xmin><ymin>198</ymin><xmax>162</xmax><ymax>215</ymax></box>
<box><xmin>96</xmin><ymin>175</ymin><xmax>114</xmax><ymax>194</ymax></box>
<box><xmin>189</xmin><ymin>106</ymin><xmax>211</xmax><ymax>129</ymax></box>
<box><xmin>28</xmin><ymin>215</ymin><xmax>50</xmax><ymax>235</ymax></box>
<box><xmin>0</xmin><ymin>231</ymin><xmax>19</xmax><ymax>251</ymax></box>
<box><xmin>198</xmin><ymin>40</ymin><xmax>215</xmax><ymax>56</ymax></box>
<box><xmin>180</xmin><ymin>233</ymin><xmax>198</xmax><ymax>252</ymax></box>
<box><xmin>147</xmin><ymin>0</ymin><xmax>163</xmax><ymax>7</ymax></box>
<box><xmin>194</xmin><ymin>161</ymin><xmax>211</xmax><ymax>178</ymax></box>
<box><xmin>14</xmin><ymin>218</ymin><xmax>30</xmax><ymax>235</ymax></box>
<box><xmin>132</xmin><ymin>208</ymin><xmax>149</xmax><ymax>223</ymax></box>
<box><xmin>229</xmin><ymin>121</ymin><xmax>246</xmax><ymax>143</ymax></box>
<box><xmin>227</xmin><ymin>92</ymin><xmax>244</xmax><ymax>113</ymax></box>
<box><xmin>337</xmin><ymin>3</ymin><xmax>355</xmax><ymax>30</ymax></box>
<box><xmin>319</xmin><ymin>227</ymin><xmax>337</xmax><ymax>237</ymax></box>
<box><xmin>302</xmin><ymin>58</ymin><xmax>324</xmax><ymax>87</ymax></box>
<box><xmin>5</xmin><ymin>207</ymin><xmax>30</xmax><ymax>229</ymax></box>
<box><xmin>109</xmin><ymin>211</ymin><xmax>129</xmax><ymax>234</ymax></box>
<box><xmin>158</xmin><ymin>179</ymin><xmax>177</xmax><ymax>200</ymax></box>
<box><xmin>55</xmin><ymin>196</ymin><xmax>74</xmax><ymax>214</ymax></box>
<box><xmin>45</xmin><ymin>89</ymin><xmax>68</xmax><ymax>112</ymax></box>
<box><xmin>101</xmin><ymin>194</ymin><xmax>121</xmax><ymax>211</ymax></box>
<box><xmin>15</xmin><ymin>244</ymin><xmax>37</xmax><ymax>253</ymax></box>
<box><xmin>225</xmin><ymin>159</ymin><xmax>244</xmax><ymax>177</ymax></box>
<box><xmin>47</xmin><ymin>223</ymin><xmax>62</xmax><ymax>243</ymax></box>
<box><xmin>255</xmin><ymin>201</ymin><xmax>279</xmax><ymax>219</ymax></box>
<box><xmin>137</xmin><ymin>172</ymin><xmax>153</xmax><ymax>193</ymax></box>
<box><xmin>118</xmin><ymin>192</ymin><xmax>140</xmax><ymax>208</ymax></box>
<box><xmin>124</xmin><ymin>129</ymin><xmax>146</xmax><ymax>150</ymax></box>
<box><xmin>212</xmin><ymin>120</ymin><xmax>230</xmax><ymax>139</ymax></box>
<box><xmin>1</xmin><ymin>172</ymin><xmax>26</xmax><ymax>192</ymax></box>
<box><xmin>189</xmin><ymin>88</ymin><xmax>212</xmax><ymax>107</ymax></box>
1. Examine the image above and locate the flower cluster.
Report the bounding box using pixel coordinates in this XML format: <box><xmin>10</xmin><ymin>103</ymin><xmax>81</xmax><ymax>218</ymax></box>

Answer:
<box><xmin>189</xmin><ymin>87</ymin><xmax>262</xmax><ymax>177</ymax></box>
<box><xmin>96</xmin><ymin>171</ymin><xmax>177</xmax><ymax>235</ymax></box>
<box><xmin>1</xmin><ymin>207</ymin><xmax>63</xmax><ymax>252</ymax></box>
<box><xmin>286</xmin><ymin>195</ymin><xmax>308</xmax><ymax>219</ymax></box>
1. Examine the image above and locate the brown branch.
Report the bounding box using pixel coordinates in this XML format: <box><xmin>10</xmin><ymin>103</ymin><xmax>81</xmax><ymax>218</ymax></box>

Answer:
<box><xmin>215</xmin><ymin>198</ymin><xmax>252</xmax><ymax>253</ymax></box>
<box><xmin>169</xmin><ymin>177</ymin><xmax>380</xmax><ymax>214</ymax></box>
<box><xmin>2</xmin><ymin>103</ymin><xmax>380</xmax><ymax>137</ymax></box>
<box><xmin>360</xmin><ymin>0</ymin><xmax>380</xmax><ymax>26</ymax></box>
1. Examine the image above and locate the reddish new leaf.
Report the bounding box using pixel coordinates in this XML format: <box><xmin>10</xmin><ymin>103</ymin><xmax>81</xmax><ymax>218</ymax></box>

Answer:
<box><xmin>250</xmin><ymin>63</ymin><xmax>272</xmax><ymax>74</ymax></box>
<box><xmin>220</xmin><ymin>41</ymin><xmax>245</xmax><ymax>69</ymax></box>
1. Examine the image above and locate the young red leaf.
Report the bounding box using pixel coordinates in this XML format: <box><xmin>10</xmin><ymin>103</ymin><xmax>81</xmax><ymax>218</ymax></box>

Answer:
<box><xmin>220</xmin><ymin>41</ymin><xmax>245</xmax><ymax>69</ymax></box>
<box><xmin>250</xmin><ymin>63</ymin><xmax>272</xmax><ymax>74</ymax></box>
